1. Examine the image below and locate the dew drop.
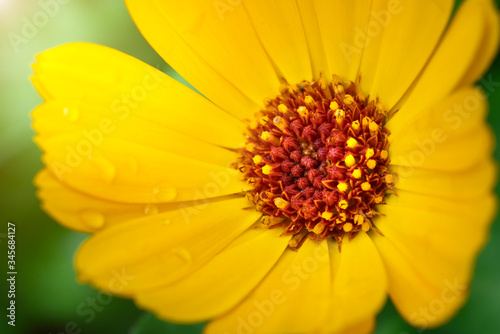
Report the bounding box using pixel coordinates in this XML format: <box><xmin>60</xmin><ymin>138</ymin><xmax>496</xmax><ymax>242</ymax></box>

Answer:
<box><xmin>144</xmin><ymin>203</ymin><xmax>159</xmax><ymax>216</ymax></box>
<box><xmin>63</xmin><ymin>107</ymin><xmax>79</xmax><ymax>122</ymax></box>
<box><xmin>153</xmin><ymin>182</ymin><xmax>177</xmax><ymax>201</ymax></box>
<box><xmin>171</xmin><ymin>247</ymin><xmax>192</xmax><ymax>265</ymax></box>
<box><xmin>80</xmin><ymin>211</ymin><xmax>105</xmax><ymax>229</ymax></box>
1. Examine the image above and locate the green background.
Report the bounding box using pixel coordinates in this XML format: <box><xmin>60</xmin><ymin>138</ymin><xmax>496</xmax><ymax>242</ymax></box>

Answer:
<box><xmin>0</xmin><ymin>0</ymin><xmax>499</xmax><ymax>333</ymax></box>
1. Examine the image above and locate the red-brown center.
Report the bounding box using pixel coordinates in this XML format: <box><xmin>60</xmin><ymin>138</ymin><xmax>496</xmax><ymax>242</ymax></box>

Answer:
<box><xmin>239</xmin><ymin>76</ymin><xmax>394</xmax><ymax>249</ymax></box>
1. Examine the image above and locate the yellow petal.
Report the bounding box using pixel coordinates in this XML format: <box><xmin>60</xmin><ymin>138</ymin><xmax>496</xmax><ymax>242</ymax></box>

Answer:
<box><xmin>389</xmin><ymin>124</ymin><xmax>493</xmax><ymax>172</ymax></box>
<box><xmin>359</xmin><ymin>0</ymin><xmax>453</xmax><ymax>109</ymax></box>
<box><xmin>38</xmin><ymin>134</ymin><xmax>248</xmax><ymax>204</ymax></box>
<box><xmin>205</xmin><ymin>239</ymin><xmax>331</xmax><ymax>334</ymax></box>
<box><xmin>393</xmin><ymin>0</ymin><xmax>489</xmax><ymax>125</ymax></box>
<box><xmin>391</xmin><ymin>160</ymin><xmax>497</xmax><ymax>200</ymax></box>
<box><xmin>323</xmin><ymin>233</ymin><xmax>387</xmax><ymax>333</ymax></box>
<box><xmin>243</xmin><ymin>0</ymin><xmax>313</xmax><ymax>83</ymax></box>
<box><xmin>36</xmin><ymin>169</ymin><xmax>235</xmax><ymax>233</ymax></box>
<box><xmin>333</xmin><ymin>317</ymin><xmax>375</xmax><ymax>334</ymax></box>
<box><xmin>75</xmin><ymin>196</ymin><xmax>261</xmax><ymax>296</ymax></box>
<box><xmin>125</xmin><ymin>0</ymin><xmax>280</xmax><ymax>116</ymax></box>
<box><xmin>310</xmin><ymin>0</ymin><xmax>373</xmax><ymax>82</ymax></box>
<box><xmin>31</xmin><ymin>43</ymin><xmax>245</xmax><ymax>148</ymax></box>
<box><xmin>372</xmin><ymin>191</ymin><xmax>497</xmax><ymax>328</ymax></box>
<box><xmin>32</xmin><ymin>100</ymin><xmax>242</xmax><ymax>167</ymax></box>
<box><xmin>136</xmin><ymin>227</ymin><xmax>289</xmax><ymax>323</ymax></box>
<box><xmin>388</xmin><ymin>86</ymin><xmax>487</xmax><ymax>139</ymax></box>
<box><xmin>458</xmin><ymin>0</ymin><xmax>500</xmax><ymax>87</ymax></box>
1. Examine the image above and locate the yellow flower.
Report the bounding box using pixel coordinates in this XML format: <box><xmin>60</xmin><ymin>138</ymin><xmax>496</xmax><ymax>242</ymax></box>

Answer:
<box><xmin>31</xmin><ymin>0</ymin><xmax>499</xmax><ymax>333</ymax></box>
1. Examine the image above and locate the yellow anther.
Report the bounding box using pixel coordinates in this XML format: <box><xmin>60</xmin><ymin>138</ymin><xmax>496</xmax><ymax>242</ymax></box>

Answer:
<box><xmin>347</xmin><ymin>138</ymin><xmax>358</xmax><ymax>149</ymax></box>
<box><xmin>381</xmin><ymin>150</ymin><xmax>389</xmax><ymax>160</ymax></box>
<box><xmin>259</xmin><ymin>115</ymin><xmax>269</xmax><ymax>126</ymax></box>
<box><xmin>321</xmin><ymin>211</ymin><xmax>334</xmax><ymax>220</ymax></box>
<box><xmin>261</xmin><ymin>131</ymin><xmax>271</xmax><ymax>141</ymax></box>
<box><xmin>330</xmin><ymin>101</ymin><xmax>339</xmax><ymax>111</ymax></box>
<box><xmin>343</xmin><ymin>223</ymin><xmax>353</xmax><ymax>232</ymax></box>
<box><xmin>337</xmin><ymin>182</ymin><xmax>348</xmax><ymax>192</ymax></box>
<box><xmin>365</xmin><ymin>148</ymin><xmax>375</xmax><ymax>159</ymax></box>
<box><xmin>361</xmin><ymin>222</ymin><xmax>371</xmax><ymax>232</ymax></box>
<box><xmin>361</xmin><ymin>182</ymin><xmax>372</xmax><ymax>191</ymax></box>
<box><xmin>369</xmin><ymin>121</ymin><xmax>379</xmax><ymax>134</ymax></box>
<box><xmin>335</xmin><ymin>109</ymin><xmax>345</xmax><ymax>122</ymax></box>
<box><xmin>252</xmin><ymin>155</ymin><xmax>263</xmax><ymax>164</ymax></box>
<box><xmin>344</xmin><ymin>94</ymin><xmax>355</xmax><ymax>105</ymax></box>
<box><xmin>278</xmin><ymin>104</ymin><xmax>288</xmax><ymax>113</ymax></box>
<box><xmin>351</xmin><ymin>120</ymin><xmax>360</xmax><ymax>130</ymax></box>
<box><xmin>385</xmin><ymin>174</ymin><xmax>394</xmax><ymax>184</ymax></box>
<box><xmin>262</xmin><ymin>165</ymin><xmax>272</xmax><ymax>175</ymax></box>
<box><xmin>313</xmin><ymin>223</ymin><xmax>326</xmax><ymax>234</ymax></box>
<box><xmin>274</xmin><ymin>197</ymin><xmax>290</xmax><ymax>209</ymax></box>
<box><xmin>362</xmin><ymin>116</ymin><xmax>372</xmax><ymax>128</ymax></box>
<box><xmin>297</xmin><ymin>106</ymin><xmax>309</xmax><ymax>117</ymax></box>
<box><xmin>273</xmin><ymin>116</ymin><xmax>287</xmax><ymax>131</ymax></box>
<box><xmin>304</xmin><ymin>95</ymin><xmax>315</xmax><ymax>104</ymax></box>
<box><xmin>345</xmin><ymin>154</ymin><xmax>356</xmax><ymax>168</ymax></box>
<box><xmin>367</xmin><ymin>159</ymin><xmax>377</xmax><ymax>169</ymax></box>
<box><xmin>354</xmin><ymin>214</ymin><xmax>364</xmax><ymax>225</ymax></box>
<box><xmin>339</xmin><ymin>200</ymin><xmax>349</xmax><ymax>210</ymax></box>
<box><xmin>374</xmin><ymin>196</ymin><xmax>383</xmax><ymax>204</ymax></box>
<box><xmin>339</xmin><ymin>212</ymin><xmax>347</xmax><ymax>221</ymax></box>
<box><xmin>352</xmin><ymin>169</ymin><xmax>362</xmax><ymax>179</ymax></box>
<box><xmin>249</xmin><ymin>120</ymin><xmax>259</xmax><ymax>130</ymax></box>
<box><xmin>246</xmin><ymin>143</ymin><xmax>256</xmax><ymax>152</ymax></box>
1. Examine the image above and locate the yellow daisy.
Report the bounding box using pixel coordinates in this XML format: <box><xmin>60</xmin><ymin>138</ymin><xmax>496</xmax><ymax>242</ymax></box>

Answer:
<box><xmin>32</xmin><ymin>0</ymin><xmax>499</xmax><ymax>333</ymax></box>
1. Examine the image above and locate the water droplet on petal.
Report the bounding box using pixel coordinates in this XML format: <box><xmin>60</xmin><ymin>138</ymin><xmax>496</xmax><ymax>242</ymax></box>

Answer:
<box><xmin>144</xmin><ymin>203</ymin><xmax>159</xmax><ymax>216</ymax></box>
<box><xmin>153</xmin><ymin>182</ymin><xmax>177</xmax><ymax>201</ymax></box>
<box><xmin>80</xmin><ymin>211</ymin><xmax>105</xmax><ymax>229</ymax></box>
<box><xmin>63</xmin><ymin>107</ymin><xmax>79</xmax><ymax>122</ymax></box>
<box><xmin>171</xmin><ymin>247</ymin><xmax>192</xmax><ymax>265</ymax></box>
<box><xmin>91</xmin><ymin>153</ymin><xmax>116</xmax><ymax>184</ymax></box>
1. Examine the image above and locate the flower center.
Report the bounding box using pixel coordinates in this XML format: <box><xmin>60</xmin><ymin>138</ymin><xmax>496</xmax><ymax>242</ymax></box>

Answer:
<box><xmin>239</xmin><ymin>76</ymin><xmax>394</xmax><ymax>249</ymax></box>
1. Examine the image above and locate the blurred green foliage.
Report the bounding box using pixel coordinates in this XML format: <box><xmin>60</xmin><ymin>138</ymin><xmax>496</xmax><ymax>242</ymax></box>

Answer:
<box><xmin>0</xmin><ymin>0</ymin><xmax>499</xmax><ymax>333</ymax></box>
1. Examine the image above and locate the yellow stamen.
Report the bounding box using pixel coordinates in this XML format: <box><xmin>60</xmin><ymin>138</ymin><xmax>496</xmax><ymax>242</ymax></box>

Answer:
<box><xmin>338</xmin><ymin>200</ymin><xmax>349</xmax><ymax>210</ymax></box>
<box><xmin>273</xmin><ymin>116</ymin><xmax>287</xmax><ymax>131</ymax></box>
<box><xmin>351</xmin><ymin>120</ymin><xmax>360</xmax><ymax>130</ymax></box>
<box><xmin>297</xmin><ymin>106</ymin><xmax>309</xmax><ymax>117</ymax></box>
<box><xmin>345</xmin><ymin>154</ymin><xmax>356</xmax><ymax>168</ymax></box>
<box><xmin>344</xmin><ymin>94</ymin><xmax>355</xmax><ymax>105</ymax></box>
<box><xmin>367</xmin><ymin>159</ymin><xmax>377</xmax><ymax>169</ymax></box>
<box><xmin>365</xmin><ymin>148</ymin><xmax>375</xmax><ymax>159</ymax></box>
<box><xmin>337</xmin><ymin>182</ymin><xmax>348</xmax><ymax>192</ymax></box>
<box><xmin>246</xmin><ymin>143</ymin><xmax>256</xmax><ymax>152</ymax></box>
<box><xmin>261</xmin><ymin>131</ymin><xmax>271</xmax><ymax>141</ymax></box>
<box><xmin>352</xmin><ymin>169</ymin><xmax>362</xmax><ymax>179</ymax></box>
<box><xmin>304</xmin><ymin>95</ymin><xmax>315</xmax><ymax>104</ymax></box>
<box><xmin>361</xmin><ymin>182</ymin><xmax>372</xmax><ymax>191</ymax></box>
<box><xmin>369</xmin><ymin>121</ymin><xmax>379</xmax><ymax>134</ymax></box>
<box><xmin>274</xmin><ymin>197</ymin><xmax>290</xmax><ymax>209</ymax></box>
<box><xmin>374</xmin><ymin>196</ymin><xmax>383</xmax><ymax>204</ymax></box>
<box><xmin>335</xmin><ymin>109</ymin><xmax>345</xmax><ymax>123</ymax></box>
<box><xmin>278</xmin><ymin>104</ymin><xmax>288</xmax><ymax>113</ymax></box>
<box><xmin>259</xmin><ymin>115</ymin><xmax>269</xmax><ymax>126</ymax></box>
<box><xmin>343</xmin><ymin>223</ymin><xmax>353</xmax><ymax>232</ymax></box>
<box><xmin>321</xmin><ymin>211</ymin><xmax>334</xmax><ymax>220</ymax></box>
<box><xmin>354</xmin><ymin>214</ymin><xmax>364</xmax><ymax>225</ymax></box>
<box><xmin>339</xmin><ymin>212</ymin><xmax>347</xmax><ymax>221</ymax></box>
<box><xmin>252</xmin><ymin>155</ymin><xmax>263</xmax><ymax>164</ymax></box>
<box><xmin>329</xmin><ymin>101</ymin><xmax>339</xmax><ymax>111</ymax></box>
<box><xmin>262</xmin><ymin>165</ymin><xmax>272</xmax><ymax>175</ymax></box>
<box><xmin>385</xmin><ymin>174</ymin><xmax>394</xmax><ymax>184</ymax></box>
<box><xmin>381</xmin><ymin>150</ymin><xmax>389</xmax><ymax>160</ymax></box>
<box><xmin>361</xmin><ymin>222</ymin><xmax>371</xmax><ymax>232</ymax></box>
<box><xmin>347</xmin><ymin>138</ymin><xmax>358</xmax><ymax>149</ymax></box>
<box><xmin>312</xmin><ymin>223</ymin><xmax>325</xmax><ymax>234</ymax></box>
